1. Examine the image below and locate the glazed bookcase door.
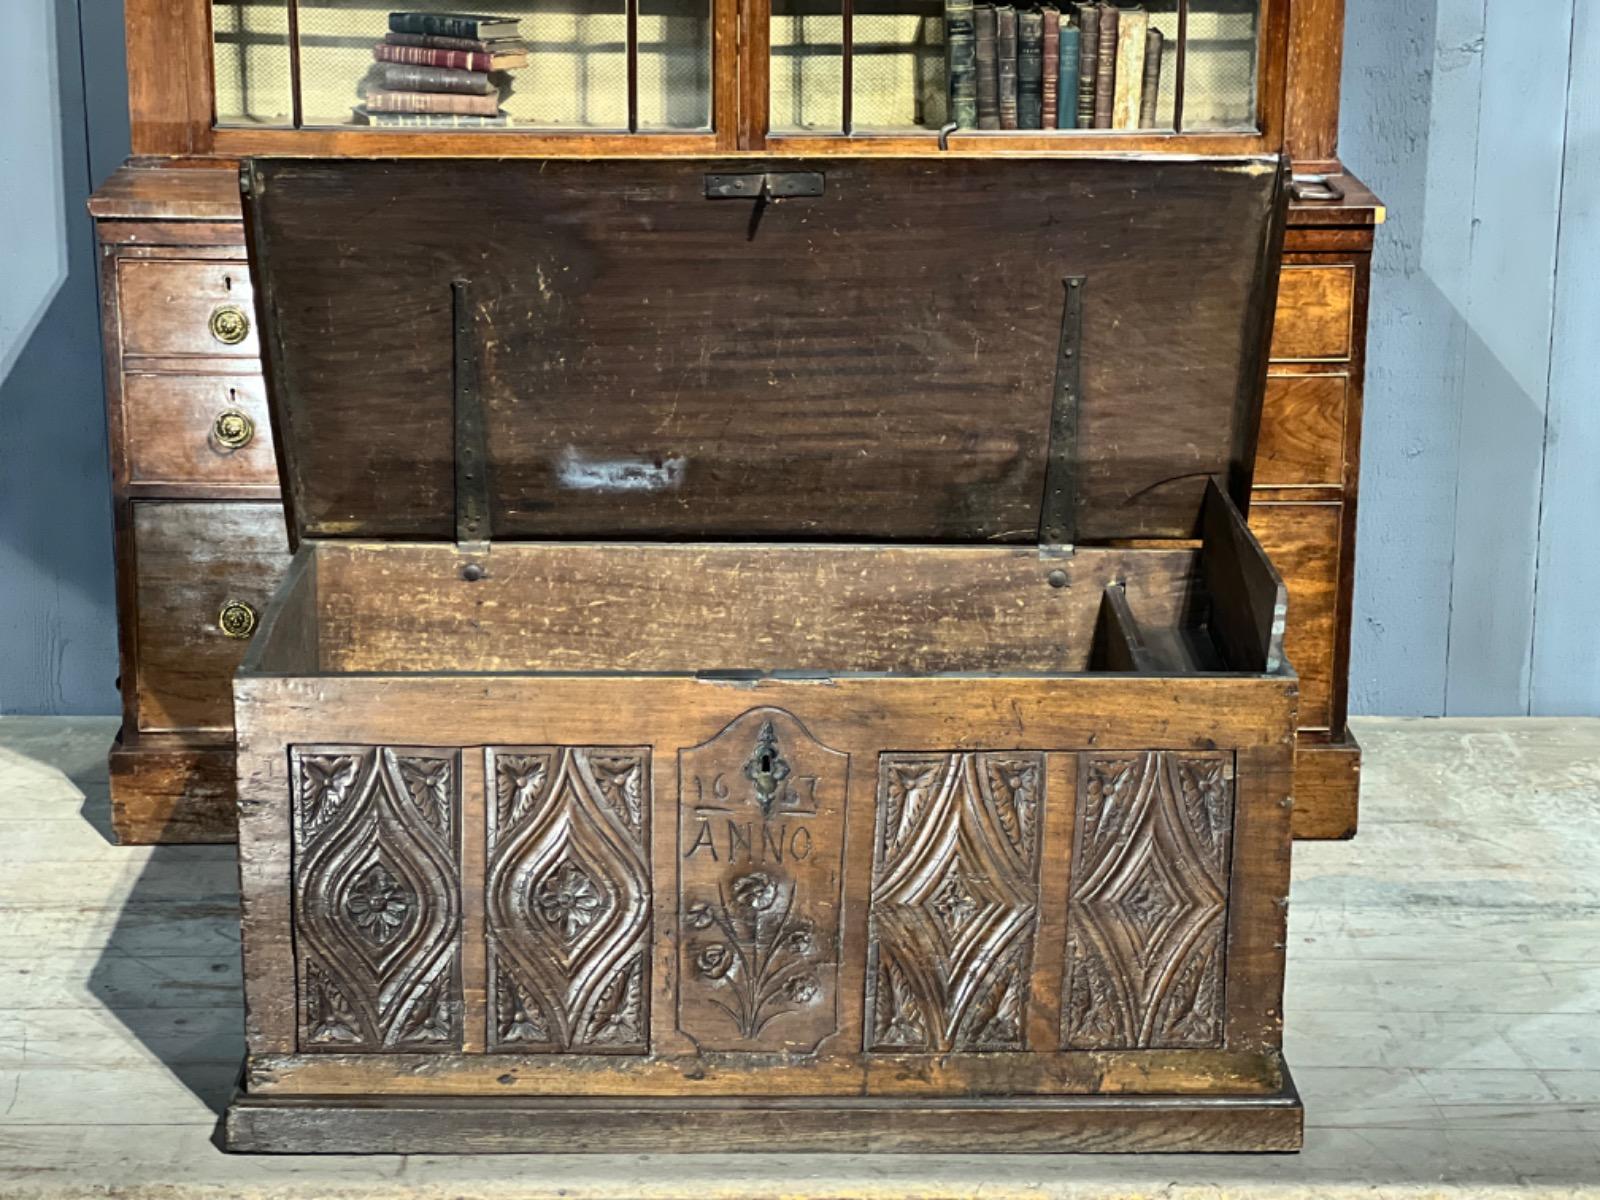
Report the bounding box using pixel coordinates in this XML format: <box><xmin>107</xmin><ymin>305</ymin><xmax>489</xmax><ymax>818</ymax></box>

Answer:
<box><xmin>195</xmin><ymin>0</ymin><xmax>1282</xmax><ymax>152</ymax></box>
<box><xmin>768</xmin><ymin>0</ymin><xmax>1265</xmax><ymax>139</ymax></box>
<box><xmin>212</xmin><ymin>0</ymin><xmax>715</xmax><ymax>131</ymax></box>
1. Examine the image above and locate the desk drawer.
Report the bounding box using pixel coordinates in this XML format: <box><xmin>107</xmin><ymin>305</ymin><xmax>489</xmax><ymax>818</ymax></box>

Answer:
<box><xmin>1271</xmin><ymin>266</ymin><xmax>1355</xmax><ymax>361</ymax></box>
<box><xmin>133</xmin><ymin>501</ymin><xmax>290</xmax><ymax>733</ymax></box>
<box><xmin>123</xmin><ymin>374</ymin><xmax>276</xmax><ymax>487</ymax></box>
<box><xmin>118</xmin><ymin>259</ymin><xmax>259</xmax><ymax>359</ymax></box>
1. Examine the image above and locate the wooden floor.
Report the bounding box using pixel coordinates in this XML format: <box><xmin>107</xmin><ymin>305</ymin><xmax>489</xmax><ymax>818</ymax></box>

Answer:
<box><xmin>1</xmin><ymin>716</ymin><xmax>1597</xmax><ymax>1197</ymax></box>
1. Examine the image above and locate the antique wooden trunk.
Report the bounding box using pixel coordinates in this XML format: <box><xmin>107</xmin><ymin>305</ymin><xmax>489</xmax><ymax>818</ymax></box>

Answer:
<box><xmin>225</xmin><ymin>155</ymin><xmax>1302</xmax><ymax>1153</ymax></box>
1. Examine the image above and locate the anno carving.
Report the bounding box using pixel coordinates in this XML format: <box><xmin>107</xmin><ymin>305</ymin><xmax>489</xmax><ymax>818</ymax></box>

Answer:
<box><xmin>677</xmin><ymin>708</ymin><xmax>849</xmax><ymax>1053</ymax></box>
<box><xmin>291</xmin><ymin>747</ymin><xmax>463</xmax><ymax>1052</ymax></box>
<box><xmin>1061</xmin><ymin>751</ymin><xmax>1235</xmax><ymax>1049</ymax></box>
<box><xmin>485</xmin><ymin>747</ymin><xmax>651</xmax><ymax>1053</ymax></box>
<box><xmin>865</xmin><ymin>752</ymin><xmax>1045</xmax><ymax>1053</ymax></box>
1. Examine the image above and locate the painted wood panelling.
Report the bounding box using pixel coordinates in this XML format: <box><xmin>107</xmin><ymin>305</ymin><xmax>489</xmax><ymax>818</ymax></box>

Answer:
<box><xmin>1343</xmin><ymin>0</ymin><xmax>1597</xmax><ymax>716</ymax></box>
<box><xmin>1529</xmin><ymin>0</ymin><xmax>1600</xmax><ymax>715</ymax></box>
<box><xmin>0</xmin><ymin>0</ymin><xmax>119</xmax><ymax>715</ymax></box>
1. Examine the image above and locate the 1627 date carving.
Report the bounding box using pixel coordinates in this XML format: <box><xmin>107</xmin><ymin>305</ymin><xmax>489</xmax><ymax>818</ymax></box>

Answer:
<box><xmin>677</xmin><ymin>709</ymin><xmax>848</xmax><ymax>1053</ymax></box>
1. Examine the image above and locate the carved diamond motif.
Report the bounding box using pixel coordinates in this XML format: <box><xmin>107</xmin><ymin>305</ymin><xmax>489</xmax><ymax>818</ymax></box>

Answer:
<box><xmin>866</xmin><ymin>752</ymin><xmax>1045</xmax><ymax>1053</ymax></box>
<box><xmin>1062</xmin><ymin>751</ymin><xmax>1235</xmax><ymax>1050</ymax></box>
<box><xmin>928</xmin><ymin>857</ymin><xmax>982</xmax><ymax>939</ymax></box>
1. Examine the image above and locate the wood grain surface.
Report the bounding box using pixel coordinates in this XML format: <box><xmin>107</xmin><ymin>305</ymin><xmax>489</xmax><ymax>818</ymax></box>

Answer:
<box><xmin>245</xmin><ymin>156</ymin><xmax>1285</xmax><ymax>544</ymax></box>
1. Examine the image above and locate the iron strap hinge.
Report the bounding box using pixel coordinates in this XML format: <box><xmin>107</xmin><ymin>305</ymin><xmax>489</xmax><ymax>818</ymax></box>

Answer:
<box><xmin>1038</xmin><ymin>275</ymin><xmax>1085</xmax><ymax>547</ymax></box>
<box><xmin>452</xmin><ymin>278</ymin><xmax>491</xmax><ymax>554</ymax></box>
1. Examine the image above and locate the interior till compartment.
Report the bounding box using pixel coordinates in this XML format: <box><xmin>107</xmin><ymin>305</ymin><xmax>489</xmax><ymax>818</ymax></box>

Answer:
<box><xmin>246</xmin><ymin>485</ymin><xmax>1286</xmax><ymax>681</ymax></box>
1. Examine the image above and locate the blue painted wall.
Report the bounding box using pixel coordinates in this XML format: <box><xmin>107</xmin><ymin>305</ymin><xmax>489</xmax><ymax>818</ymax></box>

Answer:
<box><xmin>1342</xmin><ymin>0</ymin><xmax>1598</xmax><ymax>715</ymax></box>
<box><xmin>0</xmin><ymin>0</ymin><xmax>127</xmax><ymax>715</ymax></box>
<box><xmin>0</xmin><ymin>0</ymin><xmax>1595</xmax><ymax>716</ymax></box>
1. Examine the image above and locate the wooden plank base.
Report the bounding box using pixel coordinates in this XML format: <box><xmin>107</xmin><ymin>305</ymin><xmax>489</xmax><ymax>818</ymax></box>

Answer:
<box><xmin>224</xmin><ymin>1072</ymin><xmax>1304</xmax><ymax>1155</ymax></box>
<box><xmin>1289</xmin><ymin>729</ymin><xmax>1361</xmax><ymax>840</ymax></box>
<box><xmin>108</xmin><ymin>728</ymin><xmax>237</xmax><ymax>844</ymax></box>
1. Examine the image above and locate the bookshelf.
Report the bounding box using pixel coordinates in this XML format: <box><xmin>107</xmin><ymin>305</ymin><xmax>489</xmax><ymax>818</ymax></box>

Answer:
<box><xmin>130</xmin><ymin>0</ymin><xmax>1300</xmax><ymax>154</ymax></box>
<box><xmin>97</xmin><ymin>0</ymin><xmax>1380</xmax><ymax>849</ymax></box>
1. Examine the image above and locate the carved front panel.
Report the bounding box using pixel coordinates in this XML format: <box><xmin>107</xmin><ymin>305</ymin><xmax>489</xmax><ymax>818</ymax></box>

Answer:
<box><xmin>677</xmin><ymin>709</ymin><xmax>849</xmax><ymax>1053</ymax></box>
<box><xmin>485</xmin><ymin>748</ymin><xmax>651</xmax><ymax>1053</ymax></box>
<box><xmin>866</xmin><ymin>753</ymin><xmax>1045</xmax><ymax>1052</ymax></box>
<box><xmin>1062</xmin><ymin>751</ymin><xmax>1235</xmax><ymax>1050</ymax></box>
<box><xmin>291</xmin><ymin>747</ymin><xmax>463</xmax><ymax>1051</ymax></box>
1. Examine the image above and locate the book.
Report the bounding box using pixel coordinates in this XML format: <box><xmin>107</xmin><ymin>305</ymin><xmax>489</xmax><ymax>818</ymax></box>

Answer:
<box><xmin>386</xmin><ymin>30</ymin><xmax>527</xmax><ymax>56</ymax></box>
<box><xmin>1057</xmin><ymin>19</ymin><xmax>1080</xmax><ymax>128</ymax></box>
<box><xmin>946</xmin><ymin>0</ymin><xmax>979</xmax><ymax>128</ymax></box>
<box><xmin>1138</xmin><ymin>27</ymin><xmax>1164</xmax><ymax>127</ymax></box>
<box><xmin>388</xmin><ymin>11</ymin><xmax>521</xmax><ymax>41</ymax></box>
<box><xmin>378</xmin><ymin>62</ymin><xmax>497</xmax><ymax>95</ymax></box>
<box><xmin>1092</xmin><ymin>2</ymin><xmax>1117</xmax><ymax>129</ymax></box>
<box><xmin>1074</xmin><ymin>3</ymin><xmax>1098</xmax><ymax>128</ymax></box>
<box><xmin>1040</xmin><ymin>7</ymin><xmax>1060</xmax><ymax>129</ymax></box>
<box><xmin>996</xmin><ymin>5</ymin><xmax>1019</xmax><ymax>130</ymax></box>
<box><xmin>1111</xmin><ymin>5</ymin><xmax>1147</xmax><ymax>129</ymax></box>
<box><xmin>364</xmin><ymin>89</ymin><xmax>503</xmax><ymax>115</ymax></box>
<box><xmin>374</xmin><ymin>40</ymin><xmax>528</xmax><ymax>73</ymax></box>
<box><xmin>1017</xmin><ymin>8</ymin><xmax>1043</xmax><ymax>129</ymax></box>
<box><xmin>974</xmin><ymin>6</ymin><xmax>1001</xmax><ymax>129</ymax></box>
<box><xmin>354</xmin><ymin>104</ymin><xmax>509</xmax><ymax>127</ymax></box>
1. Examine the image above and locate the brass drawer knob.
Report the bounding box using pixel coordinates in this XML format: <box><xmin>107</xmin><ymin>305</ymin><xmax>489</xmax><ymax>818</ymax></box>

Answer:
<box><xmin>218</xmin><ymin>599</ymin><xmax>259</xmax><ymax>640</ymax></box>
<box><xmin>213</xmin><ymin>409</ymin><xmax>255</xmax><ymax>449</ymax></box>
<box><xmin>209</xmin><ymin>303</ymin><xmax>251</xmax><ymax>346</ymax></box>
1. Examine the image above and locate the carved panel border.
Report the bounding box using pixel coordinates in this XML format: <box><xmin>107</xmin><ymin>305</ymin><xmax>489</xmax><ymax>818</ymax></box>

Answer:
<box><xmin>485</xmin><ymin>747</ymin><xmax>652</xmax><ymax>1054</ymax></box>
<box><xmin>291</xmin><ymin>746</ymin><xmax>464</xmax><ymax>1052</ymax></box>
<box><xmin>865</xmin><ymin>752</ymin><xmax>1046</xmax><ymax>1053</ymax></box>
<box><xmin>1061</xmin><ymin>750</ymin><xmax>1235</xmax><ymax>1050</ymax></box>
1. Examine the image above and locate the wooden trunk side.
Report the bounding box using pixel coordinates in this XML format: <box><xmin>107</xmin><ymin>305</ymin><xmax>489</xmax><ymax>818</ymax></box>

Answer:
<box><xmin>311</xmin><ymin>542</ymin><xmax>1211</xmax><ymax>676</ymax></box>
<box><xmin>234</xmin><ymin>672</ymin><xmax>1295</xmax><ymax>1086</ymax></box>
<box><xmin>224</xmin><ymin>1080</ymin><xmax>1304</xmax><ymax>1153</ymax></box>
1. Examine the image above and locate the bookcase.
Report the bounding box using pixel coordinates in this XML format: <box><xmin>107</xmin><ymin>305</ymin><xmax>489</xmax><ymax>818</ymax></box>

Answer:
<box><xmin>93</xmin><ymin>0</ymin><xmax>1378</xmax><ymax>844</ymax></box>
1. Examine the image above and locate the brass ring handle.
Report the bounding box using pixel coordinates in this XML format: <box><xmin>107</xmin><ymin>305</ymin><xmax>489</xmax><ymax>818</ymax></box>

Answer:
<box><xmin>213</xmin><ymin>409</ymin><xmax>255</xmax><ymax>449</ymax></box>
<box><xmin>208</xmin><ymin>304</ymin><xmax>251</xmax><ymax>346</ymax></box>
<box><xmin>218</xmin><ymin>599</ymin><xmax>259</xmax><ymax>640</ymax></box>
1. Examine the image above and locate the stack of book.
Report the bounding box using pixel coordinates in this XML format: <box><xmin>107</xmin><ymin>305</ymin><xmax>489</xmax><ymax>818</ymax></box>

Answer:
<box><xmin>357</xmin><ymin>11</ymin><xmax>528</xmax><ymax>128</ymax></box>
<box><xmin>945</xmin><ymin>1</ymin><xmax>1163</xmax><ymax>132</ymax></box>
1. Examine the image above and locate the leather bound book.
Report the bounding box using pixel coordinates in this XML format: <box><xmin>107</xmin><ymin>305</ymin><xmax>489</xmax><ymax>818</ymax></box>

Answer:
<box><xmin>974</xmin><ymin>6</ymin><xmax>1001</xmax><ymax>129</ymax></box>
<box><xmin>996</xmin><ymin>5</ymin><xmax>1020</xmax><ymax>130</ymax></box>
<box><xmin>363</xmin><ymin>89</ymin><xmax>502</xmax><ymax>115</ymax></box>
<box><xmin>374</xmin><ymin>40</ymin><xmax>527</xmax><ymax>73</ymax></box>
<box><xmin>386</xmin><ymin>30</ymin><xmax>527</xmax><ymax>57</ymax></box>
<box><xmin>1138</xmin><ymin>27</ymin><xmax>1164</xmax><ymax>127</ymax></box>
<box><xmin>1057</xmin><ymin>19</ymin><xmax>1080</xmax><ymax>128</ymax></box>
<box><xmin>1040</xmin><ymin>7</ymin><xmax>1061</xmax><ymax>129</ymax></box>
<box><xmin>946</xmin><ymin>0</ymin><xmax>980</xmax><ymax>128</ymax></box>
<box><xmin>1092</xmin><ymin>3</ymin><xmax>1117</xmax><ymax>128</ymax></box>
<box><xmin>354</xmin><ymin>104</ymin><xmax>508</xmax><ymax>127</ymax></box>
<box><xmin>1111</xmin><ymin>6</ymin><xmax>1148</xmax><ymax>129</ymax></box>
<box><xmin>1075</xmin><ymin>3</ymin><xmax>1098</xmax><ymax>127</ymax></box>
<box><xmin>377</xmin><ymin>62</ymin><xmax>497</xmax><ymax>95</ymax></box>
<box><xmin>1018</xmin><ymin>8</ymin><xmax>1044</xmax><ymax>129</ymax></box>
<box><xmin>388</xmin><ymin>11</ymin><xmax>521</xmax><ymax>40</ymax></box>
